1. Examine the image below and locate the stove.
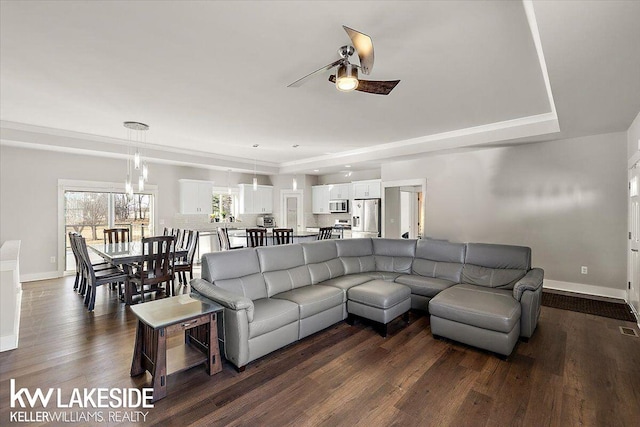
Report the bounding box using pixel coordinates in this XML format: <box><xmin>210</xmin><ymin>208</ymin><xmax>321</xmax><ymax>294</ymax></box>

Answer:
<box><xmin>333</xmin><ymin>219</ymin><xmax>352</xmax><ymax>238</ymax></box>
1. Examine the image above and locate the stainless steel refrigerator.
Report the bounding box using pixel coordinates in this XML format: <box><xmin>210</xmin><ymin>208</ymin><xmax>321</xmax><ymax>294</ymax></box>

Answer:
<box><xmin>352</xmin><ymin>199</ymin><xmax>381</xmax><ymax>238</ymax></box>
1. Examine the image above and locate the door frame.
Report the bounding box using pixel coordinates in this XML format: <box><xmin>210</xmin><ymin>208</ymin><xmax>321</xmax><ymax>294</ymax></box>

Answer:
<box><xmin>628</xmin><ymin>164</ymin><xmax>640</xmax><ymax>324</ymax></box>
<box><xmin>280</xmin><ymin>189</ymin><xmax>304</xmax><ymax>231</ymax></box>
<box><xmin>381</xmin><ymin>178</ymin><xmax>427</xmax><ymax>238</ymax></box>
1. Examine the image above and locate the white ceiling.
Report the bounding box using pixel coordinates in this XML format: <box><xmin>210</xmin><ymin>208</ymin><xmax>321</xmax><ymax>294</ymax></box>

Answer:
<box><xmin>1</xmin><ymin>1</ymin><xmax>638</xmax><ymax>175</ymax></box>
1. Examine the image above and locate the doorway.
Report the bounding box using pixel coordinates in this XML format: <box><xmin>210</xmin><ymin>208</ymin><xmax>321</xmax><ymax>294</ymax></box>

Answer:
<box><xmin>628</xmin><ymin>164</ymin><xmax>640</xmax><ymax>317</ymax></box>
<box><xmin>280</xmin><ymin>190</ymin><xmax>304</xmax><ymax>231</ymax></box>
<box><xmin>381</xmin><ymin>179</ymin><xmax>426</xmax><ymax>239</ymax></box>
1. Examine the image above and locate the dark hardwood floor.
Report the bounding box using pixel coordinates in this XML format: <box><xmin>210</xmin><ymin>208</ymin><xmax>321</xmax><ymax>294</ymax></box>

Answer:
<box><xmin>1</xmin><ymin>276</ymin><xmax>639</xmax><ymax>426</ymax></box>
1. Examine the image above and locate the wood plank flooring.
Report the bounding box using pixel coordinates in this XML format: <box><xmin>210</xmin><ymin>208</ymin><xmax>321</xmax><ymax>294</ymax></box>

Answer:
<box><xmin>1</xmin><ymin>276</ymin><xmax>639</xmax><ymax>426</ymax></box>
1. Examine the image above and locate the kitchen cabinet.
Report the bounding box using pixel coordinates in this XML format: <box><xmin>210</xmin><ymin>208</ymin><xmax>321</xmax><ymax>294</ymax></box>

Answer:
<box><xmin>329</xmin><ymin>183</ymin><xmax>350</xmax><ymax>200</ymax></box>
<box><xmin>179</xmin><ymin>180</ymin><xmax>213</xmax><ymax>214</ymax></box>
<box><xmin>352</xmin><ymin>179</ymin><xmax>381</xmax><ymax>199</ymax></box>
<box><xmin>312</xmin><ymin>185</ymin><xmax>331</xmax><ymax>214</ymax></box>
<box><xmin>238</xmin><ymin>184</ymin><xmax>273</xmax><ymax>214</ymax></box>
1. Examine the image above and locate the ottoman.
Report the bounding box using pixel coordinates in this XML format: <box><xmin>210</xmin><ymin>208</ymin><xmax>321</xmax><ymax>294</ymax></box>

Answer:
<box><xmin>429</xmin><ymin>284</ymin><xmax>521</xmax><ymax>356</ymax></box>
<box><xmin>347</xmin><ymin>280</ymin><xmax>411</xmax><ymax>337</ymax></box>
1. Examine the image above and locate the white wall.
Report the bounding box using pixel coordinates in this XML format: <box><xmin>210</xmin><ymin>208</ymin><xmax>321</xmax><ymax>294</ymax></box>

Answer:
<box><xmin>0</xmin><ymin>145</ymin><xmax>269</xmax><ymax>279</ymax></box>
<box><xmin>382</xmin><ymin>132</ymin><xmax>627</xmax><ymax>292</ymax></box>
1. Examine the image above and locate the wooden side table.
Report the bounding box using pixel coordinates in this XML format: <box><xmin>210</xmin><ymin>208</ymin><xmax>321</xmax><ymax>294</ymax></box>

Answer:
<box><xmin>130</xmin><ymin>294</ymin><xmax>224</xmax><ymax>401</ymax></box>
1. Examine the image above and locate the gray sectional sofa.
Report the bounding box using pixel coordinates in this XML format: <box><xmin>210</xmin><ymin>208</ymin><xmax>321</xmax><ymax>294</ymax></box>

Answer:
<box><xmin>190</xmin><ymin>238</ymin><xmax>544</xmax><ymax>370</ymax></box>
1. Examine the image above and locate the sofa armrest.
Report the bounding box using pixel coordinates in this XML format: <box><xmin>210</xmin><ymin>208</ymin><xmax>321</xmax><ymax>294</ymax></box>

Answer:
<box><xmin>190</xmin><ymin>278</ymin><xmax>254</xmax><ymax>322</ymax></box>
<box><xmin>513</xmin><ymin>268</ymin><xmax>544</xmax><ymax>301</ymax></box>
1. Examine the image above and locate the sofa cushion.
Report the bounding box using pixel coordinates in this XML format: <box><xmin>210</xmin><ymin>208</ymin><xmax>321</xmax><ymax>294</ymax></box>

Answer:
<box><xmin>249</xmin><ymin>298</ymin><xmax>300</xmax><ymax>339</ymax></box>
<box><xmin>429</xmin><ymin>284</ymin><xmax>521</xmax><ymax>333</ymax></box>
<box><xmin>302</xmin><ymin>240</ymin><xmax>345</xmax><ymax>284</ymax></box>
<box><xmin>257</xmin><ymin>245</ymin><xmax>312</xmax><ymax>296</ymax></box>
<box><xmin>336</xmin><ymin>238</ymin><xmax>375</xmax><ymax>275</ymax></box>
<box><xmin>372</xmin><ymin>239</ymin><xmax>416</xmax><ymax>274</ymax></box>
<box><xmin>273</xmin><ymin>285</ymin><xmax>344</xmax><ymax>318</ymax></box>
<box><xmin>319</xmin><ymin>274</ymin><xmax>373</xmax><ymax>292</ymax></box>
<box><xmin>412</xmin><ymin>240</ymin><xmax>465</xmax><ymax>283</ymax></box>
<box><xmin>201</xmin><ymin>249</ymin><xmax>267</xmax><ymax>300</ymax></box>
<box><xmin>366</xmin><ymin>271</ymin><xmax>402</xmax><ymax>281</ymax></box>
<box><xmin>394</xmin><ymin>274</ymin><xmax>456</xmax><ymax>298</ymax></box>
<box><xmin>461</xmin><ymin>243</ymin><xmax>531</xmax><ymax>289</ymax></box>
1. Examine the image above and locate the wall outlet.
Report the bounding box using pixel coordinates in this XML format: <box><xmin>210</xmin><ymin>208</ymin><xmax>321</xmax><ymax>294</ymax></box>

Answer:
<box><xmin>581</xmin><ymin>266</ymin><xmax>588</xmax><ymax>274</ymax></box>
<box><xmin>50</xmin><ymin>256</ymin><xmax>56</xmax><ymax>264</ymax></box>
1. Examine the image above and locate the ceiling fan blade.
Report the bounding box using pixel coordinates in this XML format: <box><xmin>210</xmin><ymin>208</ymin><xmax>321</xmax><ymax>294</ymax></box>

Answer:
<box><xmin>288</xmin><ymin>59</ymin><xmax>343</xmax><ymax>87</ymax></box>
<box><xmin>329</xmin><ymin>75</ymin><xmax>400</xmax><ymax>95</ymax></box>
<box><xmin>343</xmin><ymin>26</ymin><xmax>374</xmax><ymax>75</ymax></box>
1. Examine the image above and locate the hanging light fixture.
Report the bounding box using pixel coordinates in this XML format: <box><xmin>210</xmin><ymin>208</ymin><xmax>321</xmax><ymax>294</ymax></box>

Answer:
<box><xmin>227</xmin><ymin>169</ymin><xmax>232</xmax><ymax>194</ymax></box>
<box><xmin>123</xmin><ymin>121</ymin><xmax>149</xmax><ymax>194</ymax></box>
<box><xmin>252</xmin><ymin>144</ymin><xmax>259</xmax><ymax>191</ymax></box>
<box><xmin>292</xmin><ymin>175</ymin><xmax>298</xmax><ymax>190</ymax></box>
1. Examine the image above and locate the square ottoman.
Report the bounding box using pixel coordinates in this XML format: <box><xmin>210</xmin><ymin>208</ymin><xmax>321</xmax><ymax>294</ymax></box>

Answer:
<box><xmin>429</xmin><ymin>284</ymin><xmax>521</xmax><ymax>356</ymax></box>
<box><xmin>347</xmin><ymin>280</ymin><xmax>411</xmax><ymax>337</ymax></box>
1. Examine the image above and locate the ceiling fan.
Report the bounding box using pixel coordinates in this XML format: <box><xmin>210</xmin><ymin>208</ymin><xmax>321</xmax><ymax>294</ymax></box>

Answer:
<box><xmin>288</xmin><ymin>26</ymin><xmax>400</xmax><ymax>95</ymax></box>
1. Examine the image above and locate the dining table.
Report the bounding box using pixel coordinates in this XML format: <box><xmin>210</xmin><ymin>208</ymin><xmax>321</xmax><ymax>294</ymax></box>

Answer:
<box><xmin>89</xmin><ymin>241</ymin><xmax>188</xmax><ymax>304</ymax></box>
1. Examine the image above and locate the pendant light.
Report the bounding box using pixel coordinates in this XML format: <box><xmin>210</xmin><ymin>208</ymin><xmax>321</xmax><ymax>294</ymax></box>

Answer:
<box><xmin>227</xmin><ymin>169</ymin><xmax>232</xmax><ymax>194</ymax></box>
<box><xmin>292</xmin><ymin>175</ymin><xmax>298</xmax><ymax>190</ymax></box>
<box><xmin>123</xmin><ymin>121</ymin><xmax>149</xmax><ymax>194</ymax></box>
<box><xmin>252</xmin><ymin>144</ymin><xmax>259</xmax><ymax>191</ymax></box>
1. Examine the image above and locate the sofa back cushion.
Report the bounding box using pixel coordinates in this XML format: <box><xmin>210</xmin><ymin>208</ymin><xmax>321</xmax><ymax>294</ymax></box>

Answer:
<box><xmin>372</xmin><ymin>238</ymin><xmax>416</xmax><ymax>274</ymax></box>
<box><xmin>257</xmin><ymin>245</ymin><xmax>312</xmax><ymax>297</ymax></box>
<box><xmin>201</xmin><ymin>248</ymin><xmax>267</xmax><ymax>300</ymax></box>
<box><xmin>462</xmin><ymin>243</ymin><xmax>531</xmax><ymax>289</ymax></box>
<box><xmin>302</xmin><ymin>240</ymin><xmax>345</xmax><ymax>284</ymax></box>
<box><xmin>335</xmin><ymin>238</ymin><xmax>375</xmax><ymax>275</ymax></box>
<box><xmin>412</xmin><ymin>239</ymin><xmax>466</xmax><ymax>283</ymax></box>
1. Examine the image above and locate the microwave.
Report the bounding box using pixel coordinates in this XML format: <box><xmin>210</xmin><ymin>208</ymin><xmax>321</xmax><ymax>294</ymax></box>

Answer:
<box><xmin>329</xmin><ymin>200</ymin><xmax>349</xmax><ymax>213</ymax></box>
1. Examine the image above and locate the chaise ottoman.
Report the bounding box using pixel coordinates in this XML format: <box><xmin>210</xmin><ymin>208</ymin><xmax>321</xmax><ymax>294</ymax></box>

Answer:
<box><xmin>429</xmin><ymin>284</ymin><xmax>521</xmax><ymax>356</ymax></box>
<box><xmin>347</xmin><ymin>280</ymin><xmax>411</xmax><ymax>337</ymax></box>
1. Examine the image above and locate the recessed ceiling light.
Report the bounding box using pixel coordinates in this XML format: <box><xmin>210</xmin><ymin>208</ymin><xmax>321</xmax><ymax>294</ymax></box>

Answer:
<box><xmin>313</xmin><ymin>169</ymin><xmax>320</xmax><ymax>172</ymax></box>
<box><xmin>252</xmin><ymin>144</ymin><xmax>259</xmax><ymax>148</ymax></box>
<box><xmin>292</xmin><ymin>144</ymin><xmax>299</xmax><ymax>148</ymax></box>
<box><xmin>345</xmin><ymin>165</ymin><xmax>351</xmax><ymax>168</ymax></box>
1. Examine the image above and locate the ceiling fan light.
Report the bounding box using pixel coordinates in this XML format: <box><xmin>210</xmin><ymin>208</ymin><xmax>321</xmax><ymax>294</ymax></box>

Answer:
<box><xmin>336</xmin><ymin>64</ymin><xmax>358</xmax><ymax>92</ymax></box>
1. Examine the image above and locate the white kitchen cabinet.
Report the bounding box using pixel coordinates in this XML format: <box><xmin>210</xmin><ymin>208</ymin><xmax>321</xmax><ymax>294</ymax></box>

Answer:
<box><xmin>312</xmin><ymin>185</ymin><xmax>331</xmax><ymax>214</ymax></box>
<box><xmin>179</xmin><ymin>180</ymin><xmax>213</xmax><ymax>214</ymax></box>
<box><xmin>352</xmin><ymin>179</ymin><xmax>381</xmax><ymax>199</ymax></box>
<box><xmin>238</xmin><ymin>184</ymin><xmax>273</xmax><ymax>214</ymax></box>
<box><xmin>329</xmin><ymin>183</ymin><xmax>350</xmax><ymax>200</ymax></box>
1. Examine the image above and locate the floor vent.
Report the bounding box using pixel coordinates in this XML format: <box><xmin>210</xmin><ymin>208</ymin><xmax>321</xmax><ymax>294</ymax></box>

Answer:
<box><xmin>619</xmin><ymin>326</ymin><xmax>639</xmax><ymax>337</ymax></box>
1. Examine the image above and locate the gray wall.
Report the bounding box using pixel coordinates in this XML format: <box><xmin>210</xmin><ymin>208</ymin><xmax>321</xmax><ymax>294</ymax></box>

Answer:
<box><xmin>382</xmin><ymin>132</ymin><xmax>627</xmax><ymax>290</ymax></box>
<box><xmin>0</xmin><ymin>145</ymin><xmax>267</xmax><ymax>278</ymax></box>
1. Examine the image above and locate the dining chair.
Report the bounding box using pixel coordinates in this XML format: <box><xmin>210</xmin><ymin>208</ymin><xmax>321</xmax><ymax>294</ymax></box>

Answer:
<box><xmin>174</xmin><ymin>230</ymin><xmax>199</xmax><ymax>291</ymax></box>
<box><xmin>163</xmin><ymin>227</ymin><xmax>172</xmax><ymax>236</ymax></box>
<box><xmin>272</xmin><ymin>228</ymin><xmax>293</xmax><ymax>245</ymax></box>
<box><xmin>103</xmin><ymin>228</ymin><xmax>131</xmax><ymax>244</ymax></box>
<box><xmin>246</xmin><ymin>228</ymin><xmax>267</xmax><ymax>247</ymax></box>
<box><xmin>217</xmin><ymin>228</ymin><xmax>243</xmax><ymax>251</ymax></box>
<box><xmin>317</xmin><ymin>227</ymin><xmax>334</xmax><ymax>240</ymax></box>
<box><xmin>129</xmin><ymin>236</ymin><xmax>176</xmax><ymax>303</ymax></box>
<box><xmin>175</xmin><ymin>228</ymin><xmax>185</xmax><ymax>249</ymax></box>
<box><xmin>74</xmin><ymin>234</ymin><xmax>129</xmax><ymax>311</ymax></box>
<box><xmin>69</xmin><ymin>232</ymin><xmax>114</xmax><ymax>295</ymax></box>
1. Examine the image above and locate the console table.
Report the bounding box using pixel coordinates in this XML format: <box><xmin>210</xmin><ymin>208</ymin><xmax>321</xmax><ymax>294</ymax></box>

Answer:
<box><xmin>130</xmin><ymin>294</ymin><xmax>224</xmax><ymax>401</ymax></box>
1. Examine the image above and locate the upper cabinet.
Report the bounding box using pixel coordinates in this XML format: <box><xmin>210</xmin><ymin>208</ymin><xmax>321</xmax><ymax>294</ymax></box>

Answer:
<box><xmin>329</xmin><ymin>183</ymin><xmax>351</xmax><ymax>200</ymax></box>
<box><xmin>179</xmin><ymin>180</ymin><xmax>213</xmax><ymax>214</ymax></box>
<box><xmin>238</xmin><ymin>184</ymin><xmax>273</xmax><ymax>214</ymax></box>
<box><xmin>352</xmin><ymin>179</ymin><xmax>381</xmax><ymax>199</ymax></box>
<box><xmin>312</xmin><ymin>185</ymin><xmax>331</xmax><ymax>214</ymax></box>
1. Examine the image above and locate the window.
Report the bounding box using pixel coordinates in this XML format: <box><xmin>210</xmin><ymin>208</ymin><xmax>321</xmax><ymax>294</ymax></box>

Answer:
<box><xmin>212</xmin><ymin>187</ymin><xmax>238</xmax><ymax>221</ymax></box>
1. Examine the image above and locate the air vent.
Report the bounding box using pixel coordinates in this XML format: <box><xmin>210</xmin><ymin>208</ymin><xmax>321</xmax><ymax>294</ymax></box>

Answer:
<box><xmin>619</xmin><ymin>326</ymin><xmax>639</xmax><ymax>337</ymax></box>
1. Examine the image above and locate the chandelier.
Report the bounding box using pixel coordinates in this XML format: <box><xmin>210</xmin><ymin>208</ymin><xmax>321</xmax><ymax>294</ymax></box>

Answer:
<box><xmin>124</xmin><ymin>121</ymin><xmax>149</xmax><ymax>196</ymax></box>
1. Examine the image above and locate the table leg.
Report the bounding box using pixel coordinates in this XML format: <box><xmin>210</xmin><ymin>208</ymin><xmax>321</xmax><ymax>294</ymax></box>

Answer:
<box><xmin>130</xmin><ymin>320</ymin><xmax>145</xmax><ymax>376</ymax></box>
<box><xmin>208</xmin><ymin>313</ymin><xmax>222</xmax><ymax>375</ymax></box>
<box><xmin>151</xmin><ymin>327</ymin><xmax>167</xmax><ymax>402</ymax></box>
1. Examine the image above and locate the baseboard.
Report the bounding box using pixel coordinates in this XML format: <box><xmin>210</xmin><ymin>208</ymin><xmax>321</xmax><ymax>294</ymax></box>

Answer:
<box><xmin>20</xmin><ymin>270</ymin><xmax>60</xmax><ymax>283</ymax></box>
<box><xmin>543</xmin><ymin>279</ymin><xmax>627</xmax><ymax>300</ymax></box>
<box><xmin>629</xmin><ymin>303</ymin><xmax>640</xmax><ymax>329</ymax></box>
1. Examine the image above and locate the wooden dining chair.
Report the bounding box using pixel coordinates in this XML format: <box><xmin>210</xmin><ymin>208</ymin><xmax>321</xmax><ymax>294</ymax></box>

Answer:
<box><xmin>175</xmin><ymin>228</ymin><xmax>185</xmax><ymax>249</ymax></box>
<box><xmin>129</xmin><ymin>236</ymin><xmax>175</xmax><ymax>303</ymax></box>
<box><xmin>217</xmin><ymin>228</ymin><xmax>243</xmax><ymax>251</ymax></box>
<box><xmin>246</xmin><ymin>228</ymin><xmax>267</xmax><ymax>248</ymax></box>
<box><xmin>163</xmin><ymin>227</ymin><xmax>172</xmax><ymax>236</ymax></box>
<box><xmin>317</xmin><ymin>227</ymin><xmax>334</xmax><ymax>240</ymax></box>
<box><xmin>103</xmin><ymin>228</ymin><xmax>130</xmax><ymax>244</ymax></box>
<box><xmin>174</xmin><ymin>230</ymin><xmax>199</xmax><ymax>291</ymax></box>
<box><xmin>74</xmin><ymin>234</ymin><xmax>129</xmax><ymax>311</ymax></box>
<box><xmin>69</xmin><ymin>232</ymin><xmax>114</xmax><ymax>295</ymax></box>
<box><xmin>273</xmin><ymin>228</ymin><xmax>293</xmax><ymax>245</ymax></box>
